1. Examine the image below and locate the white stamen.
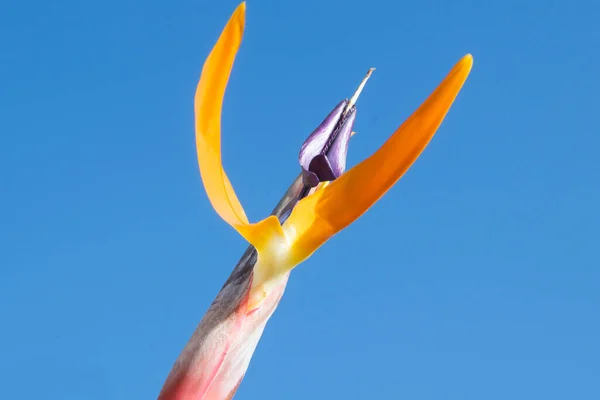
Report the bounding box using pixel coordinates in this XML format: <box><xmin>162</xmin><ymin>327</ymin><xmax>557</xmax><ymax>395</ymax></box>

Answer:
<box><xmin>344</xmin><ymin>67</ymin><xmax>375</xmax><ymax>116</ymax></box>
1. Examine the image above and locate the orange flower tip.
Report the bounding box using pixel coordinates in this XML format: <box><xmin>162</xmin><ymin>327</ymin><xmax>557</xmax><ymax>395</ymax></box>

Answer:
<box><xmin>461</xmin><ymin>54</ymin><xmax>474</xmax><ymax>70</ymax></box>
<box><xmin>231</xmin><ymin>2</ymin><xmax>246</xmax><ymax>24</ymax></box>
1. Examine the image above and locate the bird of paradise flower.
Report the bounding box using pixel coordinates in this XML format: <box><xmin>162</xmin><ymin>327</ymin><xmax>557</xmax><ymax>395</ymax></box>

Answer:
<box><xmin>157</xmin><ymin>3</ymin><xmax>472</xmax><ymax>399</ymax></box>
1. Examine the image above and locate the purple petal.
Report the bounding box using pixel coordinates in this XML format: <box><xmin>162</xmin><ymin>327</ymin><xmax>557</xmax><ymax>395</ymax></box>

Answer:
<box><xmin>298</xmin><ymin>100</ymin><xmax>357</xmax><ymax>187</ymax></box>
<box><xmin>308</xmin><ymin>154</ymin><xmax>337</xmax><ymax>181</ymax></box>
<box><xmin>298</xmin><ymin>100</ymin><xmax>346</xmax><ymax>186</ymax></box>
<box><xmin>326</xmin><ymin>108</ymin><xmax>356</xmax><ymax>177</ymax></box>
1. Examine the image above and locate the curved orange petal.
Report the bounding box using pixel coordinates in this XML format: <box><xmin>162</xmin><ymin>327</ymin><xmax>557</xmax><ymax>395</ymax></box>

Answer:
<box><xmin>286</xmin><ymin>54</ymin><xmax>474</xmax><ymax>264</ymax></box>
<box><xmin>195</xmin><ymin>2</ymin><xmax>284</xmax><ymax>249</ymax></box>
<box><xmin>195</xmin><ymin>2</ymin><xmax>248</xmax><ymax>228</ymax></box>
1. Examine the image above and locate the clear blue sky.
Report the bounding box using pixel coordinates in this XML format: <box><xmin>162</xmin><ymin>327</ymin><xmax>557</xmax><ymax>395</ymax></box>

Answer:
<box><xmin>1</xmin><ymin>0</ymin><xmax>599</xmax><ymax>399</ymax></box>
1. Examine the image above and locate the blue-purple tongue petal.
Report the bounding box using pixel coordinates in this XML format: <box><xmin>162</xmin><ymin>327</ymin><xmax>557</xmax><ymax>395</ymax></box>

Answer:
<box><xmin>308</xmin><ymin>155</ymin><xmax>337</xmax><ymax>182</ymax></box>
<box><xmin>298</xmin><ymin>100</ymin><xmax>356</xmax><ymax>187</ymax></box>
<box><xmin>299</xmin><ymin>100</ymin><xmax>345</xmax><ymax>171</ymax></box>
<box><xmin>326</xmin><ymin>108</ymin><xmax>355</xmax><ymax>177</ymax></box>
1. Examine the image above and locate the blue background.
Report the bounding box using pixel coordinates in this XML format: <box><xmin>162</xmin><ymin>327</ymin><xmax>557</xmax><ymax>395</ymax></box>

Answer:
<box><xmin>2</xmin><ymin>0</ymin><xmax>599</xmax><ymax>399</ymax></box>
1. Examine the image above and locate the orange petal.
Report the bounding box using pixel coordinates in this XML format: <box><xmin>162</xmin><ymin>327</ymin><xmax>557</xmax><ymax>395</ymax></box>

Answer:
<box><xmin>195</xmin><ymin>2</ymin><xmax>285</xmax><ymax>249</ymax></box>
<box><xmin>286</xmin><ymin>54</ymin><xmax>474</xmax><ymax>264</ymax></box>
<box><xmin>195</xmin><ymin>2</ymin><xmax>248</xmax><ymax>228</ymax></box>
